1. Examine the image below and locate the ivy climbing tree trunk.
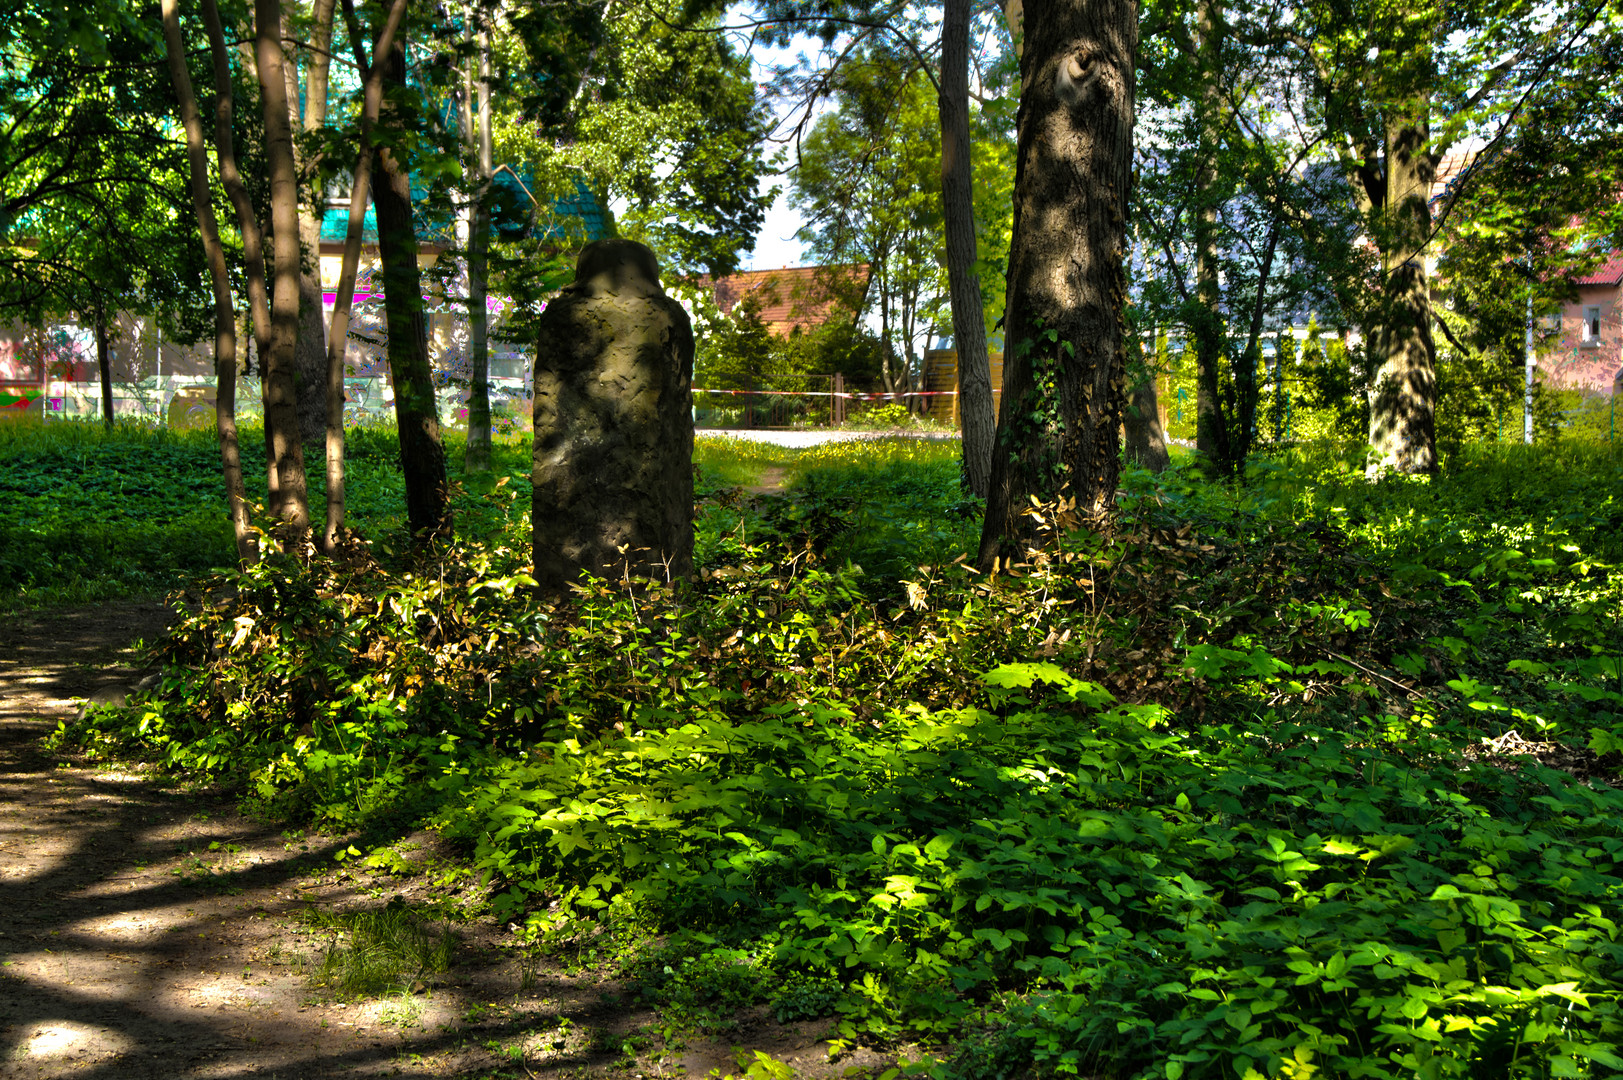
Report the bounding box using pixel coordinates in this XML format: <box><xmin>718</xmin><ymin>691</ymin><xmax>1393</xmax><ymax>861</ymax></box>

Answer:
<box><xmin>978</xmin><ymin>0</ymin><xmax>1136</xmax><ymax>567</ymax></box>
<box><xmin>160</xmin><ymin>0</ymin><xmax>255</xmax><ymax>563</ymax></box>
<box><xmin>939</xmin><ymin>0</ymin><xmax>996</xmax><ymax>498</ymax></box>
<box><xmin>373</xmin><ymin>27</ymin><xmax>451</xmax><ymax>539</ymax></box>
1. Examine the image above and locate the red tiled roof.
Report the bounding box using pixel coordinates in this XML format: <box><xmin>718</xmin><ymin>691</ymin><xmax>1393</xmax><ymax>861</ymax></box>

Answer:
<box><xmin>1429</xmin><ymin>150</ymin><xmax>1488</xmax><ymax>211</ymax></box>
<box><xmin>700</xmin><ymin>265</ymin><xmax>869</xmax><ymax>338</ymax></box>
<box><xmin>1576</xmin><ymin>253</ymin><xmax>1623</xmax><ymax>286</ymax></box>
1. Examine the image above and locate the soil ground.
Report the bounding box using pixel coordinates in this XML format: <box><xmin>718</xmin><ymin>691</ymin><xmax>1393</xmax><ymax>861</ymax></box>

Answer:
<box><xmin>0</xmin><ymin>604</ymin><xmax>871</xmax><ymax>1080</ymax></box>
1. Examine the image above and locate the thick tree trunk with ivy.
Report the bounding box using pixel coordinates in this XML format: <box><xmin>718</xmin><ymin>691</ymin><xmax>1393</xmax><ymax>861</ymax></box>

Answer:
<box><xmin>977</xmin><ymin>0</ymin><xmax>1135</xmax><ymax>568</ymax></box>
<box><xmin>254</xmin><ymin>0</ymin><xmax>311</xmax><ymax>546</ymax></box>
<box><xmin>1366</xmin><ymin>104</ymin><xmax>1438</xmax><ymax>476</ymax></box>
<box><xmin>374</xmin><ymin>32</ymin><xmax>452</xmax><ymax>539</ymax></box>
<box><xmin>161</xmin><ymin>0</ymin><xmax>255</xmax><ymax>563</ymax></box>
<box><xmin>940</xmin><ymin>0</ymin><xmax>996</xmax><ymax>498</ymax></box>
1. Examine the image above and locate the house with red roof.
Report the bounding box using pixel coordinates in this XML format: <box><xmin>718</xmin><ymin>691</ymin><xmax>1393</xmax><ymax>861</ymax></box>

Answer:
<box><xmin>1429</xmin><ymin>151</ymin><xmax>1622</xmax><ymax>396</ymax></box>
<box><xmin>701</xmin><ymin>265</ymin><xmax>870</xmax><ymax>337</ymax></box>
<box><xmin>1542</xmin><ymin>254</ymin><xmax>1623</xmax><ymax>394</ymax></box>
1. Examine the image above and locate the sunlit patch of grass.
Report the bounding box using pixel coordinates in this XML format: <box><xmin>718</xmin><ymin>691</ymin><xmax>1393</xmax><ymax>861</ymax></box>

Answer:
<box><xmin>303</xmin><ymin>898</ymin><xmax>457</xmax><ymax>999</ymax></box>
<box><xmin>694</xmin><ymin>434</ymin><xmax>804</xmax><ymax>489</ymax></box>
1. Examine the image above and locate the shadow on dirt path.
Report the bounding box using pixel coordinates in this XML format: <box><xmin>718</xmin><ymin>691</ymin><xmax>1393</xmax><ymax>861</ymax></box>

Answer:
<box><xmin>0</xmin><ymin>605</ymin><xmax>856</xmax><ymax>1080</ymax></box>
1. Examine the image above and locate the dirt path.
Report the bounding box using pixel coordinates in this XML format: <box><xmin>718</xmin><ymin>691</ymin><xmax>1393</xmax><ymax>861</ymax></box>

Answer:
<box><xmin>0</xmin><ymin>605</ymin><xmax>852</xmax><ymax>1080</ymax></box>
<box><xmin>743</xmin><ymin>467</ymin><xmax>789</xmax><ymax>495</ymax></box>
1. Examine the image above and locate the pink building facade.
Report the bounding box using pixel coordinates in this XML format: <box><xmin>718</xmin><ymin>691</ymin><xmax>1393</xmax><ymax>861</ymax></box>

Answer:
<box><xmin>1542</xmin><ymin>254</ymin><xmax>1623</xmax><ymax>394</ymax></box>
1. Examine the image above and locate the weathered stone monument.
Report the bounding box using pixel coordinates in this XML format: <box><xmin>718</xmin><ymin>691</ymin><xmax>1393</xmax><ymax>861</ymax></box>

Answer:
<box><xmin>532</xmin><ymin>239</ymin><xmax>695</xmax><ymax>593</ymax></box>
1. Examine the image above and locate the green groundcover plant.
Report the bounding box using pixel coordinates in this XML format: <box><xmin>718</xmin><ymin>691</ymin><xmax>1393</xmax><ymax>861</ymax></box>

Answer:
<box><xmin>46</xmin><ymin>426</ymin><xmax>1623</xmax><ymax>1079</ymax></box>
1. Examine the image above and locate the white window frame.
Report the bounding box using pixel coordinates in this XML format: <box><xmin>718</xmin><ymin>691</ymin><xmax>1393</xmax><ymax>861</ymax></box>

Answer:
<box><xmin>1581</xmin><ymin>305</ymin><xmax>1603</xmax><ymax>345</ymax></box>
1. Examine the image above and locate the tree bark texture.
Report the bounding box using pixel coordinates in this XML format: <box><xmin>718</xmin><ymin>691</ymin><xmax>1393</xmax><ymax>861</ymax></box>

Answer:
<box><xmin>532</xmin><ymin>240</ymin><xmax>695</xmax><ymax>594</ymax></box>
<box><xmin>1123</xmin><ymin>346</ymin><xmax>1170</xmax><ymax>472</ymax></box>
<box><xmin>940</xmin><ymin>0</ymin><xmax>997</xmax><ymax>499</ymax></box>
<box><xmin>324</xmin><ymin>0</ymin><xmax>409</xmax><ymax>551</ymax></box>
<box><xmin>977</xmin><ymin>0</ymin><xmax>1136</xmax><ymax>568</ymax></box>
<box><xmin>463</xmin><ymin>23</ymin><xmax>495</xmax><ymax>473</ymax></box>
<box><xmin>199</xmin><ymin>0</ymin><xmax>279</xmax><ymax>511</ymax></box>
<box><xmin>1366</xmin><ymin>104</ymin><xmax>1437</xmax><ymax>476</ymax></box>
<box><xmin>292</xmin><ymin>0</ymin><xmax>335</xmax><ymax>449</ymax></box>
<box><xmin>95</xmin><ymin>308</ymin><xmax>113</xmax><ymax>428</ymax></box>
<box><xmin>374</xmin><ymin>31</ymin><xmax>451</xmax><ymax>539</ymax></box>
<box><xmin>254</xmin><ymin>0</ymin><xmax>311</xmax><ymax>545</ymax></box>
<box><xmin>1190</xmin><ymin>0</ymin><xmax>1229</xmax><ymax>467</ymax></box>
<box><xmin>160</xmin><ymin>0</ymin><xmax>256</xmax><ymax>563</ymax></box>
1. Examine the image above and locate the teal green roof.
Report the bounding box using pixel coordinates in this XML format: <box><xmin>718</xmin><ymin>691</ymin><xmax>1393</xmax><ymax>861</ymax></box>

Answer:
<box><xmin>318</xmin><ymin>177</ymin><xmax>609</xmax><ymax>246</ymax></box>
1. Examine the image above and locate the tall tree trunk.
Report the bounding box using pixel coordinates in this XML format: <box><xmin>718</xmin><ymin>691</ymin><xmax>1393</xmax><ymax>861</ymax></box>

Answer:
<box><xmin>95</xmin><ymin>306</ymin><xmax>114</xmax><ymax>428</ymax></box>
<box><xmin>1234</xmin><ymin>223</ymin><xmax>1281</xmax><ymax>458</ymax></box>
<box><xmin>160</xmin><ymin>0</ymin><xmax>256</xmax><ymax>563</ymax></box>
<box><xmin>1124</xmin><ymin>344</ymin><xmax>1170</xmax><ymax>472</ymax></box>
<box><xmin>878</xmin><ymin>273</ymin><xmax>896</xmax><ymax>395</ymax></box>
<box><xmin>1191</xmin><ymin>0</ymin><xmax>1230</xmax><ymax>468</ymax></box>
<box><xmin>1367</xmin><ymin>103</ymin><xmax>1438</xmax><ymax>476</ymax></box>
<box><xmin>463</xmin><ymin>19</ymin><xmax>495</xmax><ymax>473</ymax></box>
<box><xmin>978</xmin><ymin>0</ymin><xmax>1136</xmax><ymax>568</ymax></box>
<box><xmin>255</xmin><ymin>0</ymin><xmax>312</xmax><ymax>546</ymax></box>
<box><xmin>293</xmin><ymin>0</ymin><xmax>336</xmax><ymax>450</ymax></box>
<box><xmin>325</xmin><ymin>0</ymin><xmax>408</xmax><ymax>552</ymax></box>
<box><xmin>374</xmin><ymin>29</ymin><xmax>452</xmax><ymax>539</ymax></box>
<box><xmin>940</xmin><ymin>0</ymin><xmax>997</xmax><ymax>497</ymax></box>
<box><xmin>200</xmin><ymin>0</ymin><xmax>278</xmax><ymax>514</ymax></box>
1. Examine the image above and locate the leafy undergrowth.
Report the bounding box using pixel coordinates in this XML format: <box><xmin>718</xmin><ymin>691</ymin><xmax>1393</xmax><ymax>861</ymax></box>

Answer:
<box><xmin>51</xmin><ymin>436</ymin><xmax>1623</xmax><ymax>1079</ymax></box>
<box><xmin>0</xmin><ymin>420</ymin><xmax>820</xmax><ymax>608</ymax></box>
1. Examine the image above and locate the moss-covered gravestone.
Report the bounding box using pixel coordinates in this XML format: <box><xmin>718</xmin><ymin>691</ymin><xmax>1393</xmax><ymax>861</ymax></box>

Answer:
<box><xmin>532</xmin><ymin>239</ymin><xmax>695</xmax><ymax>592</ymax></box>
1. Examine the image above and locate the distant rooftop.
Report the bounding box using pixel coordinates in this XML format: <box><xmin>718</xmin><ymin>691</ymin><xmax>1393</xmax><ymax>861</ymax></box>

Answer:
<box><xmin>318</xmin><ymin>175</ymin><xmax>610</xmax><ymax>247</ymax></box>
<box><xmin>1576</xmin><ymin>253</ymin><xmax>1623</xmax><ymax>287</ymax></box>
<box><xmin>702</xmin><ymin>265</ymin><xmax>870</xmax><ymax>337</ymax></box>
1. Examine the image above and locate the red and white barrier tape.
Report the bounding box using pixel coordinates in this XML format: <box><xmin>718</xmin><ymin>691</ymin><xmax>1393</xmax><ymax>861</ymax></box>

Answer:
<box><xmin>691</xmin><ymin>388</ymin><xmax>961</xmax><ymax>398</ymax></box>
